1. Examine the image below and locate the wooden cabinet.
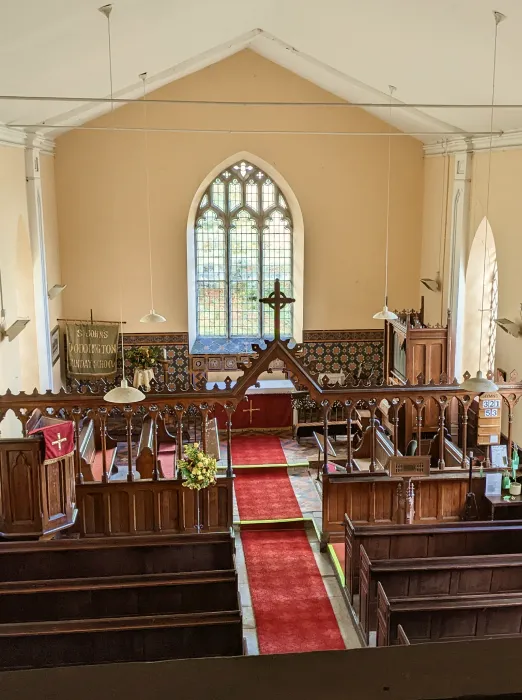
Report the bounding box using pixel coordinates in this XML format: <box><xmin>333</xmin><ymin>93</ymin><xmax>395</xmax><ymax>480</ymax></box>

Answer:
<box><xmin>0</xmin><ymin>438</ymin><xmax>77</xmax><ymax>539</ymax></box>
<box><xmin>384</xmin><ymin>307</ymin><xmax>450</xmax><ymax>450</ymax></box>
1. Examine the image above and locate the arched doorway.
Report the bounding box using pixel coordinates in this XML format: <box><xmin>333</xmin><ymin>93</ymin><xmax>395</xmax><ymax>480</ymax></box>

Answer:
<box><xmin>462</xmin><ymin>217</ymin><xmax>498</xmax><ymax>376</ymax></box>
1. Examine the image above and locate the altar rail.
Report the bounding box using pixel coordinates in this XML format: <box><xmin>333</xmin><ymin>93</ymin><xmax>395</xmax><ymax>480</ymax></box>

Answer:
<box><xmin>1</xmin><ymin>370</ymin><xmax>521</xmax><ymax>486</ymax></box>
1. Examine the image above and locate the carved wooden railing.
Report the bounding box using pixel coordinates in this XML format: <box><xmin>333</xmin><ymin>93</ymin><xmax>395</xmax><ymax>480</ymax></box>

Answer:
<box><xmin>1</xmin><ymin>337</ymin><xmax>522</xmax><ymax>488</ymax></box>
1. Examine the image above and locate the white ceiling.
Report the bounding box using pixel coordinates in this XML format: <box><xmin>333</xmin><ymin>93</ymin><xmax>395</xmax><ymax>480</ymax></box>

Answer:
<box><xmin>2</xmin><ymin>0</ymin><xmax>522</xmax><ymax>144</ymax></box>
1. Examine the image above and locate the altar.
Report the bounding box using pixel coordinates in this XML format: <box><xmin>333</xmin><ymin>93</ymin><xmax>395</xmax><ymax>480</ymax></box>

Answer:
<box><xmin>211</xmin><ymin>380</ymin><xmax>295</xmax><ymax>430</ymax></box>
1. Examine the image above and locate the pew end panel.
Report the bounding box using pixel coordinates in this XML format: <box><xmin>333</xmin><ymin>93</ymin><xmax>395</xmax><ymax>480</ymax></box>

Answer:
<box><xmin>396</xmin><ymin>624</ymin><xmax>410</xmax><ymax>645</ymax></box>
<box><xmin>376</xmin><ymin>581</ymin><xmax>391</xmax><ymax>647</ymax></box>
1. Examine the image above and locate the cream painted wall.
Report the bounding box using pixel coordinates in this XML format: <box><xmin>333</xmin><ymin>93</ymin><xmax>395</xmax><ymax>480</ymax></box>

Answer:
<box><xmin>422</xmin><ymin>148</ymin><xmax>522</xmax><ymax>444</ymax></box>
<box><xmin>0</xmin><ymin>145</ymin><xmax>38</xmax><ymax>435</ymax></box>
<box><xmin>55</xmin><ymin>50</ymin><xmax>424</xmax><ymax>336</ymax></box>
<box><xmin>41</xmin><ymin>153</ymin><xmax>64</xmax><ymax>388</ymax></box>
<box><xmin>420</xmin><ymin>155</ymin><xmax>453</xmax><ymax>327</ymax></box>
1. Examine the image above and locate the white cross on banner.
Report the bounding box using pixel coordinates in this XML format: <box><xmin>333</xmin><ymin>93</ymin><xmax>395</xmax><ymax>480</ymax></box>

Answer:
<box><xmin>29</xmin><ymin>421</ymin><xmax>75</xmax><ymax>464</ymax></box>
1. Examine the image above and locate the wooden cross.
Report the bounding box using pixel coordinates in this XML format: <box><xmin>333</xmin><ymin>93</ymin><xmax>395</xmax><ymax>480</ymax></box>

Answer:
<box><xmin>51</xmin><ymin>433</ymin><xmax>67</xmax><ymax>451</ymax></box>
<box><xmin>243</xmin><ymin>399</ymin><xmax>261</xmax><ymax>425</ymax></box>
<box><xmin>259</xmin><ymin>278</ymin><xmax>295</xmax><ymax>340</ymax></box>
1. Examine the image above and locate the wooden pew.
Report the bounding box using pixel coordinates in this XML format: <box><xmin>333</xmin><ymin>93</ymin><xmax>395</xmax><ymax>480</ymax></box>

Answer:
<box><xmin>135</xmin><ymin>415</ymin><xmax>165</xmax><ymax>479</ymax></box>
<box><xmin>396</xmin><ymin>624</ymin><xmax>410</xmax><ymax>645</ymax></box>
<box><xmin>0</xmin><ymin>532</ymin><xmax>235</xmax><ymax>582</ymax></box>
<box><xmin>0</xmin><ymin>570</ymin><xmax>239</xmax><ymax>624</ymax></box>
<box><xmin>376</xmin><ymin>583</ymin><xmax>522</xmax><ymax>647</ymax></box>
<box><xmin>359</xmin><ymin>546</ymin><xmax>522</xmax><ymax>644</ymax></box>
<box><xmin>0</xmin><ymin>610</ymin><xmax>243</xmax><ymax>669</ymax></box>
<box><xmin>322</xmin><ymin>470</ymin><xmax>487</xmax><ymax>543</ymax></box>
<box><xmin>344</xmin><ymin>516</ymin><xmax>522</xmax><ymax>602</ymax></box>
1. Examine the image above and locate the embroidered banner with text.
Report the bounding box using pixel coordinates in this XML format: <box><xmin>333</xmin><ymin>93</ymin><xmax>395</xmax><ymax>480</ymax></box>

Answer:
<box><xmin>66</xmin><ymin>322</ymin><xmax>119</xmax><ymax>378</ymax></box>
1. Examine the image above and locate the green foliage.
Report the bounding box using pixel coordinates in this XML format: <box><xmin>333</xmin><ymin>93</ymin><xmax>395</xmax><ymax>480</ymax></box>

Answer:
<box><xmin>125</xmin><ymin>346</ymin><xmax>162</xmax><ymax>369</ymax></box>
<box><xmin>178</xmin><ymin>442</ymin><xmax>218</xmax><ymax>491</ymax></box>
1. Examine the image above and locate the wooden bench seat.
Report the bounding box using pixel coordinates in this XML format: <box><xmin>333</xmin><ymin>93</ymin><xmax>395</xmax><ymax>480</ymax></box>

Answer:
<box><xmin>359</xmin><ymin>547</ymin><xmax>522</xmax><ymax>644</ymax></box>
<box><xmin>345</xmin><ymin>516</ymin><xmax>522</xmax><ymax>601</ymax></box>
<box><xmin>0</xmin><ymin>570</ymin><xmax>239</xmax><ymax>624</ymax></box>
<box><xmin>377</xmin><ymin>583</ymin><xmax>522</xmax><ymax>647</ymax></box>
<box><xmin>0</xmin><ymin>610</ymin><xmax>243</xmax><ymax>669</ymax></box>
<box><xmin>0</xmin><ymin>532</ymin><xmax>235</xmax><ymax>582</ymax></box>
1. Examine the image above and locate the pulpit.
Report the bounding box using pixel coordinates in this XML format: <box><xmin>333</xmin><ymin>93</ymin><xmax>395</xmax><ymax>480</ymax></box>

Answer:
<box><xmin>0</xmin><ymin>429</ymin><xmax>77</xmax><ymax>539</ymax></box>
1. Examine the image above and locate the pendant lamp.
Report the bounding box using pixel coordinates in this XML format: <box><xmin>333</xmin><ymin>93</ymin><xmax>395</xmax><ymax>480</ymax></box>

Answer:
<box><xmin>460</xmin><ymin>11</ymin><xmax>506</xmax><ymax>393</ymax></box>
<box><xmin>98</xmin><ymin>5</ymin><xmax>144</xmax><ymax>404</ymax></box>
<box><xmin>104</xmin><ymin>323</ymin><xmax>145</xmax><ymax>403</ymax></box>
<box><xmin>138</xmin><ymin>72</ymin><xmax>166</xmax><ymax>324</ymax></box>
<box><xmin>373</xmin><ymin>85</ymin><xmax>398</xmax><ymax>321</ymax></box>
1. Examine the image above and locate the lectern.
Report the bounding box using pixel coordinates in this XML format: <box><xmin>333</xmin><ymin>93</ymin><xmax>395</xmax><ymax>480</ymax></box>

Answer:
<box><xmin>0</xmin><ymin>431</ymin><xmax>77</xmax><ymax>539</ymax></box>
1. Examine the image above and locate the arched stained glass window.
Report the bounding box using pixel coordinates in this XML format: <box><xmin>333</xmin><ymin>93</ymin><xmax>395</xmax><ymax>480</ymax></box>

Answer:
<box><xmin>195</xmin><ymin>160</ymin><xmax>293</xmax><ymax>339</ymax></box>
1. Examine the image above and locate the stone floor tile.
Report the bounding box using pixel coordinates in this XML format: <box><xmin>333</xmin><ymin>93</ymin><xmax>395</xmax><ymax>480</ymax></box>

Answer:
<box><xmin>243</xmin><ymin>628</ymin><xmax>260</xmax><ymax>655</ymax></box>
<box><xmin>322</xmin><ymin>576</ymin><xmax>344</xmax><ymax>597</ymax></box>
<box><xmin>242</xmin><ymin>605</ymin><xmax>256</xmax><ymax>629</ymax></box>
<box><xmin>328</xmin><ymin>597</ymin><xmax>362</xmax><ymax>649</ymax></box>
<box><xmin>239</xmin><ymin>583</ymin><xmax>252</xmax><ymax>606</ymax></box>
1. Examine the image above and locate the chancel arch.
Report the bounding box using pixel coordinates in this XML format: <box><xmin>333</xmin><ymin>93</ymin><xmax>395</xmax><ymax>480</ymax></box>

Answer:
<box><xmin>187</xmin><ymin>152</ymin><xmax>304</xmax><ymax>350</ymax></box>
<box><xmin>462</xmin><ymin>216</ymin><xmax>498</xmax><ymax>377</ymax></box>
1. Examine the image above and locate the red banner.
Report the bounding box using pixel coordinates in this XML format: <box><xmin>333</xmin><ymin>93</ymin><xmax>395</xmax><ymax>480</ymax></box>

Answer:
<box><xmin>214</xmin><ymin>394</ymin><xmax>292</xmax><ymax>430</ymax></box>
<box><xmin>29</xmin><ymin>421</ymin><xmax>75</xmax><ymax>464</ymax></box>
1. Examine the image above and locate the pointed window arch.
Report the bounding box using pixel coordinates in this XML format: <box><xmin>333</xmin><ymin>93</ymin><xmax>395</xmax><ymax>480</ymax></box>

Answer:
<box><xmin>463</xmin><ymin>217</ymin><xmax>499</xmax><ymax>376</ymax></box>
<box><xmin>194</xmin><ymin>159</ymin><xmax>293</xmax><ymax>339</ymax></box>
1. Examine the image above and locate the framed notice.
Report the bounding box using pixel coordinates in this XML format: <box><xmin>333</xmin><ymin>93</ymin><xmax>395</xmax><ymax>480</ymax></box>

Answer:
<box><xmin>490</xmin><ymin>444</ymin><xmax>508</xmax><ymax>469</ymax></box>
<box><xmin>50</xmin><ymin>325</ymin><xmax>60</xmax><ymax>366</ymax></box>
<box><xmin>485</xmin><ymin>472</ymin><xmax>502</xmax><ymax>497</ymax></box>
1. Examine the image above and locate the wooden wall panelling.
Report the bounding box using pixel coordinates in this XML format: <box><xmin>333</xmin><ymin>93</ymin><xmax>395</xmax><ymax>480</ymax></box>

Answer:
<box><xmin>75</xmin><ymin>477</ymin><xmax>233</xmax><ymax>538</ymax></box>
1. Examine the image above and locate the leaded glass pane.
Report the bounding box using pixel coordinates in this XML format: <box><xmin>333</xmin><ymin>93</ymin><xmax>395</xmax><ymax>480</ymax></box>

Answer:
<box><xmin>233</xmin><ymin>161</ymin><xmax>253</xmax><ymax>179</ymax></box>
<box><xmin>229</xmin><ymin>179</ymin><xmax>242</xmax><ymax>212</ymax></box>
<box><xmin>197</xmin><ymin>282</ymin><xmax>227</xmax><ymax>337</ymax></box>
<box><xmin>262</xmin><ymin>179</ymin><xmax>276</xmax><ymax>210</ymax></box>
<box><xmin>195</xmin><ymin>160</ymin><xmax>293</xmax><ymax>339</ymax></box>
<box><xmin>262</xmin><ymin>210</ymin><xmax>292</xmax><ymax>337</ymax></box>
<box><xmin>246</xmin><ymin>179</ymin><xmax>259</xmax><ymax>212</ymax></box>
<box><xmin>211</xmin><ymin>178</ymin><xmax>225</xmax><ymax>211</ymax></box>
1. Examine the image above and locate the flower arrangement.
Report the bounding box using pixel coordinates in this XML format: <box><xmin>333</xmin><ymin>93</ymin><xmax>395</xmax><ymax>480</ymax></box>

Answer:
<box><xmin>126</xmin><ymin>345</ymin><xmax>162</xmax><ymax>369</ymax></box>
<box><xmin>178</xmin><ymin>442</ymin><xmax>218</xmax><ymax>490</ymax></box>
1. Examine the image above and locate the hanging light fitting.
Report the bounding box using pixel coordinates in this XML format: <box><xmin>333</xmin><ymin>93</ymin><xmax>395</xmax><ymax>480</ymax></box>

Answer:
<box><xmin>138</xmin><ymin>72</ymin><xmax>166</xmax><ymax>324</ymax></box>
<box><xmin>460</xmin><ymin>11</ymin><xmax>506</xmax><ymax>394</ymax></box>
<box><xmin>373</xmin><ymin>85</ymin><xmax>398</xmax><ymax>321</ymax></box>
<box><xmin>98</xmin><ymin>4</ymin><xmax>144</xmax><ymax>404</ymax></box>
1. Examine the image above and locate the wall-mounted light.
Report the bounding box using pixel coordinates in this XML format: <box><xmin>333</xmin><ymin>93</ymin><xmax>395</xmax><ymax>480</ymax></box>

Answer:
<box><xmin>0</xmin><ymin>319</ymin><xmax>30</xmax><ymax>342</ymax></box>
<box><xmin>495</xmin><ymin>305</ymin><xmax>522</xmax><ymax>338</ymax></box>
<box><xmin>420</xmin><ymin>277</ymin><xmax>441</xmax><ymax>293</ymax></box>
<box><xmin>48</xmin><ymin>284</ymin><xmax>67</xmax><ymax>300</ymax></box>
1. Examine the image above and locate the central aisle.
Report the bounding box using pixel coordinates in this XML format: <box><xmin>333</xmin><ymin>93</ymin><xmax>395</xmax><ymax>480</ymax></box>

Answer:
<box><xmin>241</xmin><ymin>529</ymin><xmax>346</xmax><ymax>654</ymax></box>
<box><xmin>232</xmin><ymin>434</ymin><xmax>357</xmax><ymax>655</ymax></box>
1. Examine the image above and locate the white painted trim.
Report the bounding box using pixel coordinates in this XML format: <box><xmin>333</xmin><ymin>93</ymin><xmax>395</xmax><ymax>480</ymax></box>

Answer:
<box><xmin>186</xmin><ymin>151</ymin><xmax>304</xmax><ymax>349</ymax></box>
<box><xmin>0</xmin><ymin>124</ymin><xmax>54</xmax><ymax>154</ymax></box>
<box><xmin>39</xmin><ymin>30</ymin><xmax>263</xmax><ymax>139</ymax></box>
<box><xmin>424</xmin><ymin>130</ymin><xmax>522</xmax><ymax>156</ymax></box>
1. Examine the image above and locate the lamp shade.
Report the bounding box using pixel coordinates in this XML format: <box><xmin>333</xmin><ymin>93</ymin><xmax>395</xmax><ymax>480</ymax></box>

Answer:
<box><xmin>460</xmin><ymin>370</ymin><xmax>498</xmax><ymax>393</ymax></box>
<box><xmin>373</xmin><ymin>305</ymin><xmax>398</xmax><ymax>321</ymax></box>
<box><xmin>104</xmin><ymin>379</ymin><xmax>145</xmax><ymax>404</ymax></box>
<box><xmin>140</xmin><ymin>309</ymin><xmax>166</xmax><ymax>323</ymax></box>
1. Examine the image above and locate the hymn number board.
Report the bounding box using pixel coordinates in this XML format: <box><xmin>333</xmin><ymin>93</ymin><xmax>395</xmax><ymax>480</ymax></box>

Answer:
<box><xmin>477</xmin><ymin>392</ymin><xmax>502</xmax><ymax>446</ymax></box>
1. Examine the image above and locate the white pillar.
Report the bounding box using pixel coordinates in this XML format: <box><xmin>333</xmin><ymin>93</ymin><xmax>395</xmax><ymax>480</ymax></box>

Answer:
<box><xmin>25</xmin><ymin>142</ymin><xmax>53</xmax><ymax>391</ymax></box>
<box><xmin>447</xmin><ymin>145</ymin><xmax>473</xmax><ymax>382</ymax></box>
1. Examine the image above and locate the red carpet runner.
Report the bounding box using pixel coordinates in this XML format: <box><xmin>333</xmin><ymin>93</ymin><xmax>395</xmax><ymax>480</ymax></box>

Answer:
<box><xmin>242</xmin><ymin>530</ymin><xmax>345</xmax><ymax>654</ymax></box>
<box><xmin>231</xmin><ymin>434</ymin><xmax>287</xmax><ymax>465</ymax></box>
<box><xmin>235</xmin><ymin>468</ymin><xmax>302</xmax><ymax>521</ymax></box>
